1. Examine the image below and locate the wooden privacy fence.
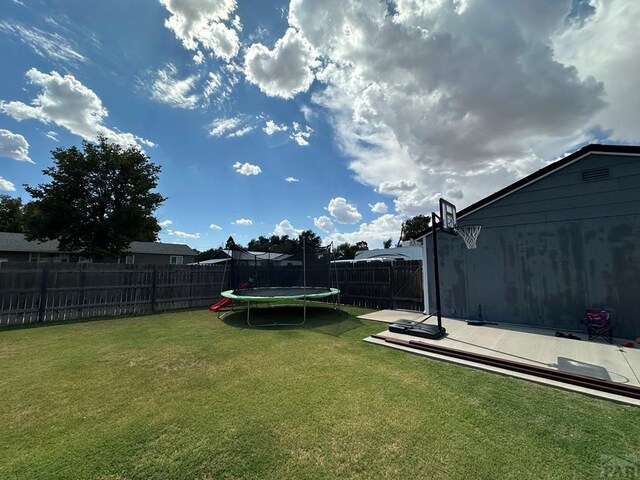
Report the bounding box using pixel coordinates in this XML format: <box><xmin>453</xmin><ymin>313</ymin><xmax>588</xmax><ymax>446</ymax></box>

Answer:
<box><xmin>0</xmin><ymin>260</ymin><xmax>424</xmax><ymax>327</ymax></box>
<box><xmin>0</xmin><ymin>263</ymin><xmax>228</xmax><ymax>327</ymax></box>
<box><xmin>333</xmin><ymin>260</ymin><xmax>423</xmax><ymax>311</ymax></box>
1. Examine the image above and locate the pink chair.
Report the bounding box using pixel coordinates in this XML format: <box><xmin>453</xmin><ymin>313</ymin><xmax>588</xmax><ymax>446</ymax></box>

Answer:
<box><xmin>582</xmin><ymin>309</ymin><xmax>612</xmax><ymax>343</ymax></box>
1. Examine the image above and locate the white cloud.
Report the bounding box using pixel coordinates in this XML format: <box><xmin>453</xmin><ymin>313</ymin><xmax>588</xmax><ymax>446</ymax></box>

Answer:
<box><xmin>159</xmin><ymin>0</ymin><xmax>240</xmax><ymax>61</ymax></box>
<box><xmin>0</xmin><ymin>129</ymin><xmax>32</xmax><ymax>163</ymax></box>
<box><xmin>0</xmin><ymin>69</ymin><xmax>153</xmax><ymax>148</ymax></box>
<box><xmin>228</xmin><ymin>125</ymin><xmax>254</xmax><ymax>137</ymax></box>
<box><xmin>0</xmin><ymin>177</ymin><xmax>16</xmax><ymax>191</ymax></box>
<box><xmin>263</xmin><ymin>119</ymin><xmax>311</xmax><ymax>145</ymax></box>
<box><xmin>291</xmin><ymin>122</ymin><xmax>312</xmax><ymax>146</ymax></box>
<box><xmin>209</xmin><ymin>117</ymin><xmax>241</xmax><ymax>136</ymax></box>
<box><xmin>209</xmin><ymin>115</ymin><xmax>254</xmax><ymax>137</ymax></box>
<box><xmin>203</xmin><ymin>72</ymin><xmax>221</xmax><ymax>98</ymax></box>
<box><xmin>326</xmin><ymin>197</ymin><xmax>362</xmax><ymax>224</ymax></box>
<box><xmin>369</xmin><ymin>202</ymin><xmax>388</xmax><ymax>214</ymax></box>
<box><xmin>244</xmin><ymin>27</ymin><xmax>317</xmax><ymax>98</ymax></box>
<box><xmin>136</xmin><ymin>136</ymin><xmax>157</xmax><ymax>149</ymax></box>
<box><xmin>233</xmin><ymin>161</ymin><xmax>261</xmax><ymax>175</ymax></box>
<box><xmin>263</xmin><ymin>120</ymin><xmax>288</xmax><ymax>135</ymax></box>
<box><xmin>286</xmin><ymin>0</ymin><xmax>614</xmax><ymax>215</ymax></box>
<box><xmin>193</xmin><ymin>50</ymin><xmax>205</xmax><ymax>64</ymax></box>
<box><xmin>231</xmin><ymin>15</ymin><xmax>242</xmax><ymax>32</ymax></box>
<box><xmin>446</xmin><ymin>189</ymin><xmax>464</xmax><ymax>200</ymax></box>
<box><xmin>0</xmin><ymin>21</ymin><xmax>86</xmax><ymax>66</ymax></box>
<box><xmin>376</xmin><ymin>180</ymin><xmax>417</xmax><ymax>195</ymax></box>
<box><xmin>168</xmin><ymin>230</ymin><xmax>200</xmax><ymax>239</ymax></box>
<box><xmin>45</xmin><ymin>131</ymin><xmax>58</xmax><ymax>142</ymax></box>
<box><xmin>285</xmin><ymin>176</ymin><xmax>299</xmax><ymax>182</ymax></box>
<box><xmin>249</xmin><ymin>25</ymin><xmax>269</xmax><ymax>42</ymax></box>
<box><xmin>272</xmin><ymin>219</ymin><xmax>302</xmax><ymax>236</ymax></box>
<box><xmin>300</xmin><ymin>104</ymin><xmax>315</xmax><ymax>122</ymax></box>
<box><xmin>392</xmin><ymin>189</ymin><xmax>439</xmax><ymax>217</ymax></box>
<box><xmin>323</xmin><ymin>214</ymin><xmax>404</xmax><ymax>249</ymax></box>
<box><xmin>150</xmin><ymin>63</ymin><xmax>200</xmax><ymax>109</ymax></box>
<box><xmin>159</xmin><ymin>219</ymin><xmax>173</xmax><ymax>228</ymax></box>
<box><xmin>553</xmin><ymin>0</ymin><xmax>640</xmax><ymax>142</ymax></box>
<box><xmin>314</xmin><ymin>215</ymin><xmax>336</xmax><ymax>233</ymax></box>
<box><xmin>233</xmin><ymin>218</ymin><xmax>253</xmax><ymax>226</ymax></box>
<box><xmin>209</xmin><ymin>223</ymin><xmax>223</xmax><ymax>230</ymax></box>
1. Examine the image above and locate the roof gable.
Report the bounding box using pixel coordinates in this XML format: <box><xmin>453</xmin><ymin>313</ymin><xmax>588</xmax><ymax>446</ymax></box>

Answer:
<box><xmin>457</xmin><ymin>144</ymin><xmax>640</xmax><ymax>219</ymax></box>
<box><xmin>414</xmin><ymin>144</ymin><xmax>640</xmax><ymax>239</ymax></box>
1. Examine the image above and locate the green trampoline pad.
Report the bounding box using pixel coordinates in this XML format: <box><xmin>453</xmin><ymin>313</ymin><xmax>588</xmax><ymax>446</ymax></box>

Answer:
<box><xmin>221</xmin><ymin>287</ymin><xmax>340</xmax><ymax>302</ymax></box>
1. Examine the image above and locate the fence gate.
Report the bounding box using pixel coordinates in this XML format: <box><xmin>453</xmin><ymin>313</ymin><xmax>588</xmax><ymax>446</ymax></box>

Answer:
<box><xmin>389</xmin><ymin>261</ymin><xmax>423</xmax><ymax>311</ymax></box>
<box><xmin>334</xmin><ymin>260</ymin><xmax>423</xmax><ymax>311</ymax></box>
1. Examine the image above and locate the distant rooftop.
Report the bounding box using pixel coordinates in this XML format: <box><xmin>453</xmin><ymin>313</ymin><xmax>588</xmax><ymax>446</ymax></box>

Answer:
<box><xmin>0</xmin><ymin>232</ymin><xmax>197</xmax><ymax>256</ymax></box>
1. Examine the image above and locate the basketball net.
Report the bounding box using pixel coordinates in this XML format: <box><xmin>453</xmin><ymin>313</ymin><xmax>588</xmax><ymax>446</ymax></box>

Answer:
<box><xmin>456</xmin><ymin>225</ymin><xmax>481</xmax><ymax>249</ymax></box>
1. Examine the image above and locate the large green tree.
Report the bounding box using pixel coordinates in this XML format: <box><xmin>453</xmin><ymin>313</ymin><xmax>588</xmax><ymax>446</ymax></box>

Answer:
<box><xmin>225</xmin><ymin>236</ymin><xmax>243</xmax><ymax>250</ymax></box>
<box><xmin>297</xmin><ymin>229</ymin><xmax>322</xmax><ymax>249</ymax></box>
<box><xmin>23</xmin><ymin>136</ymin><xmax>165</xmax><ymax>258</ymax></box>
<box><xmin>0</xmin><ymin>195</ymin><xmax>24</xmax><ymax>233</ymax></box>
<box><xmin>246</xmin><ymin>230</ymin><xmax>323</xmax><ymax>253</ymax></box>
<box><xmin>195</xmin><ymin>247</ymin><xmax>226</xmax><ymax>262</ymax></box>
<box><xmin>247</xmin><ymin>235</ymin><xmax>296</xmax><ymax>253</ymax></box>
<box><xmin>333</xmin><ymin>241</ymin><xmax>368</xmax><ymax>260</ymax></box>
<box><xmin>400</xmin><ymin>214</ymin><xmax>431</xmax><ymax>242</ymax></box>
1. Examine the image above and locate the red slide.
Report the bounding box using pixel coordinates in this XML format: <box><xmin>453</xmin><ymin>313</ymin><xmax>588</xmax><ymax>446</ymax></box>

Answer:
<box><xmin>209</xmin><ymin>297</ymin><xmax>231</xmax><ymax>312</ymax></box>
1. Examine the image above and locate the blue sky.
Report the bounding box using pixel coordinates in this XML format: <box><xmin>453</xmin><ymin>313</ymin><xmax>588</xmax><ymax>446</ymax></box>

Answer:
<box><xmin>1</xmin><ymin>0</ymin><xmax>638</xmax><ymax>250</ymax></box>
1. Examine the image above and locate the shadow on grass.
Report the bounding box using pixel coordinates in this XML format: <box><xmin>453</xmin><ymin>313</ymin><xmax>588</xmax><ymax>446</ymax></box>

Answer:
<box><xmin>219</xmin><ymin>304</ymin><xmax>364</xmax><ymax>337</ymax></box>
<box><xmin>0</xmin><ymin>307</ymin><xmax>205</xmax><ymax>332</ymax></box>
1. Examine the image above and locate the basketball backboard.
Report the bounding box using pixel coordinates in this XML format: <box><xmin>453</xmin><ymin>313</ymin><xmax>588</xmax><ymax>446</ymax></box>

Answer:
<box><xmin>439</xmin><ymin>198</ymin><xmax>457</xmax><ymax>234</ymax></box>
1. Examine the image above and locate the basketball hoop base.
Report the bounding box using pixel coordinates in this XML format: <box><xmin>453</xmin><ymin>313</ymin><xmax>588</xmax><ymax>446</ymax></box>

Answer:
<box><xmin>389</xmin><ymin>319</ymin><xmax>446</xmax><ymax>339</ymax></box>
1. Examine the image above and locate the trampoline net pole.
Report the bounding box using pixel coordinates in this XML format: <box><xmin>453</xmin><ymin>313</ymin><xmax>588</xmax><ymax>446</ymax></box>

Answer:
<box><xmin>303</xmin><ymin>237</ymin><xmax>307</xmax><ymax>324</ymax></box>
<box><xmin>330</xmin><ymin>242</ymin><xmax>341</xmax><ymax>310</ymax></box>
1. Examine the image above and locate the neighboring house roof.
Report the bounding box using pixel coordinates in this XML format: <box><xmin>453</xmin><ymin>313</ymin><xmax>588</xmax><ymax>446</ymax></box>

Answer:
<box><xmin>354</xmin><ymin>245</ymin><xmax>423</xmax><ymax>262</ymax></box>
<box><xmin>0</xmin><ymin>233</ymin><xmax>62</xmax><ymax>253</ymax></box>
<box><xmin>222</xmin><ymin>249</ymin><xmax>293</xmax><ymax>261</ymax></box>
<box><xmin>0</xmin><ymin>232</ymin><xmax>197</xmax><ymax>256</ymax></box>
<box><xmin>190</xmin><ymin>250</ymin><xmax>300</xmax><ymax>265</ymax></box>
<box><xmin>414</xmin><ymin>143</ymin><xmax>640</xmax><ymax>240</ymax></box>
<box><xmin>127</xmin><ymin>241</ymin><xmax>196</xmax><ymax>256</ymax></box>
<box><xmin>190</xmin><ymin>258</ymin><xmax>229</xmax><ymax>265</ymax></box>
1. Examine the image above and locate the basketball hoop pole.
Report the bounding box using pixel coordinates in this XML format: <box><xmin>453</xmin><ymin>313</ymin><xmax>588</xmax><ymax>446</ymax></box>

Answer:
<box><xmin>431</xmin><ymin>211</ymin><xmax>444</xmax><ymax>334</ymax></box>
<box><xmin>385</xmin><ymin>206</ymin><xmax>447</xmax><ymax>340</ymax></box>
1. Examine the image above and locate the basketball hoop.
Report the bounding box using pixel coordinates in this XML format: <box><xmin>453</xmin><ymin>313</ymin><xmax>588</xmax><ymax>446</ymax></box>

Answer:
<box><xmin>456</xmin><ymin>225</ymin><xmax>481</xmax><ymax>249</ymax></box>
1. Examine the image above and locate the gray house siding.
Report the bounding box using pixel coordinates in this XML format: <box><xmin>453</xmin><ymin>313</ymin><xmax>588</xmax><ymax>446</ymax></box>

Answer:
<box><xmin>0</xmin><ymin>232</ymin><xmax>197</xmax><ymax>266</ymax></box>
<box><xmin>111</xmin><ymin>253</ymin><xmax>196</xmax><ymax>265</ymax></box>
<box><xmin>0</xmin><ymin>251</ymin><xmax>29</xmax><ymax>262</ymax></box>
<box><xmin>426</xmin><ymin>152</ymin><xmax>640</xmax><ymax>339</ymax></box>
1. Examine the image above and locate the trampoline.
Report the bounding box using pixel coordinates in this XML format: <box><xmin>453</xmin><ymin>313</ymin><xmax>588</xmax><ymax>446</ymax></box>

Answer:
<box><xmin>213</xmin><ymin>239</ymin><xmax>341</xmax><ymax>326</ymax></box>
<box><xmin>221</xmin><ymin>287</ymin><xmax>340</xmax><ymax>326</ymax></box>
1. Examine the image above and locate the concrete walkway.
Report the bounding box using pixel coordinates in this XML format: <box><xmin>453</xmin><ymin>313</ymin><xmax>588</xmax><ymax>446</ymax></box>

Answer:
<box><xmin>360</xmin><ymin>310</ymin><xmax>640</xmax><ymax>406</ymax></box>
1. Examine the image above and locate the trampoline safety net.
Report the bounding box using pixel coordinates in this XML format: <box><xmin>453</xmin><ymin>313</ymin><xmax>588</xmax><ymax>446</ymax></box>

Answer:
<box><xmin>225</xmin><ymin>243</ymin><xmax>335</xmax><ymax>292</ymax></box>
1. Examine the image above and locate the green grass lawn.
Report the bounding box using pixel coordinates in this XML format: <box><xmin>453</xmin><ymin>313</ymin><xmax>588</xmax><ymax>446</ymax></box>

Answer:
<box><xmin>1</xmin><ymin>305</ymin><xmax>638</xmax><ymax>480</ymax></box>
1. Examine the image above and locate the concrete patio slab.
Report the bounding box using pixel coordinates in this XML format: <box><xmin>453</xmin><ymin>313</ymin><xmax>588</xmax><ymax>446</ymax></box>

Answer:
<box><xmin>360</xmin><ymin>310</ymin><xmax>640</xmax><ymax>406</ymax></box>
<box><xmin>357</xmin><ymin>309</ymin><xmax>426</xmax><ymax>323</ymax></box>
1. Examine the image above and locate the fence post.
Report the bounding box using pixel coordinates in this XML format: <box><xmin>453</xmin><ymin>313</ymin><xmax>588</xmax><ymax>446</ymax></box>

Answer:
<box><xmin>388</xmin><ymin>264</ymin><xmax>394</xmax><ymax>309</ymax></box>
<box><xmin>151</xmin><ymin>265</ymin><xmax>157</xmax><ymax>313</ymax></box>
<box><xmin>189</xmin><ymin>268</ymin><xmax>194</xmax><ymax>308</ymax></box>
<box><xmin>37</xmin><ymin>264</ymin><xmax>50</xmax><ymax>323</ymax></box>
<box><xmin>78</xmin><ymin>264</ymin><xmax>86</xmax><ymax>319</ymax></box>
